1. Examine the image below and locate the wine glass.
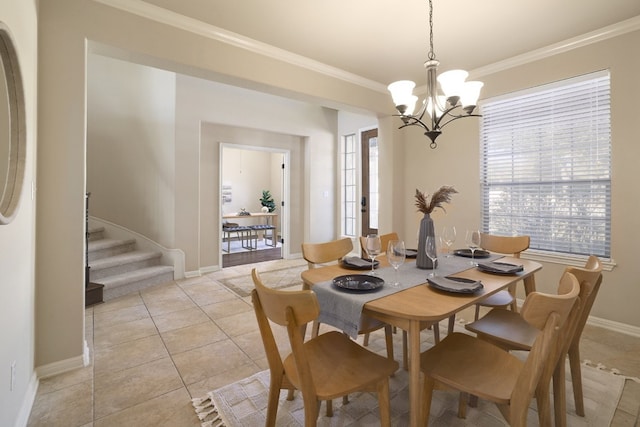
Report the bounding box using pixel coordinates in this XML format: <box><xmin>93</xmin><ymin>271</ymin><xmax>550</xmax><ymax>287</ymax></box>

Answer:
<box><xmin>465</xmin><ymin>230</ymin><xmax>482</xmax><ymax>265</ymax></box>
<box><xmin>425</xmin><ymin>235</ymin><xmax>438</xmax><ymax>277</ymax></box>
<box><xmin>365</xmin><ymin>234</ymin><xmax>382</xmax><ymax>275</ymax></box>
<box><xmin>441</xmin><ymin>226</ymin><xmax>457</xmax><ymax>257</ymax></box>
<box><xmin>386</xmin><ymin>240</ymin><xmax>406</xmax><ymax>287</ymax></box>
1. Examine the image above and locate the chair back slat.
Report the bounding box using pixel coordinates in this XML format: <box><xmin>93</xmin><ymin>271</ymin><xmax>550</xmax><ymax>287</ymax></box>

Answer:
<box><xmin>480</xmin><ymin>233</ymin><xmax>530</xmax><ymax>258</ymax></box>
<box><xmin>252</xmin><ymin>269</ymin><xmax>319</xmax><ymax>326</ymax></box>
<box><xmin>302</xmin><ymin>237</ymin><xmax>353</xmax><ymax>268</ymax></box>
<box><xmin>359</xmin><ymin>232</ymin><xmax>399</xmax><ymax>258</ymax></box>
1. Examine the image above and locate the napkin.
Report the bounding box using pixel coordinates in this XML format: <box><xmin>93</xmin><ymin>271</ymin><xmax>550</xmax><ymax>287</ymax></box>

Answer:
<box><xmin>427</xmin><ymin>276</ymin><xmax>483</xmax><ymax>293</ymax></box>
<box><xmin>341</xmin><ymin>257</ymin><xmax>379</xmax><ymax>269</ymax></box>
<box><xmin>477</xmin><ymin>261</ymin><xmax>524</xmax><ymax>274</ymax></box>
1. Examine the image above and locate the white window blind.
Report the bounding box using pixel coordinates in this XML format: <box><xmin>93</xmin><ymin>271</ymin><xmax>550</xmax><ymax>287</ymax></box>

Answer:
<box><xmin>480</xmin><ymin>71</ymin><xmax>611</xmax><ymax>257</ymax></box>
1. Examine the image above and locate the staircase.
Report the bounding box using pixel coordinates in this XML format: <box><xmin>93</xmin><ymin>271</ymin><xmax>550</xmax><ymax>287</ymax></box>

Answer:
<box><xmin>88</xmin><ymin>226</ymin><xmax>175</xmax><ymax>300</ymax></box>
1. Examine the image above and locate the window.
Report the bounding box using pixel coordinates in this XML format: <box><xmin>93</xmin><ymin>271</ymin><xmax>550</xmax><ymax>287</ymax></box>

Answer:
<box><xmin>341</xmin><ymin>134</ymin><xmax>357</xmax><ymax>237</ymax></box>
<box><xmin>480</xmin><ymin>71</ymin><xmax>611</xmax><ymax>258</ymax></box>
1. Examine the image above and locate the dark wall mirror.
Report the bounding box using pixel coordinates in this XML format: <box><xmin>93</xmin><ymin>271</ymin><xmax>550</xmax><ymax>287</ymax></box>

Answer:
<box><xmin>0</xmin><ymin>23</ymin><xmax>26</xmax><ymax>225</ymax></box>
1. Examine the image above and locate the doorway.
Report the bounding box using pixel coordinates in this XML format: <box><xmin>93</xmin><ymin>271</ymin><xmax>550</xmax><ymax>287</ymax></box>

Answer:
<box><xmin>360</xmin><ymin>128</ymin><xmax>379</xmax><ymax>237</ymax></box>
<box><xmin>220</xmin><ymin>144</ymin><xmax>288</xmax><ymax>267</ymax></box>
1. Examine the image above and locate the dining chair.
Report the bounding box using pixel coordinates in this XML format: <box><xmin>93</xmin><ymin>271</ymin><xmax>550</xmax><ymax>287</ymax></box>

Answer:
<box><xmin>464</xmin><ymin>255</ymin><xmax>603</xmax><ymax>426</ymax></box>
<box><xmin>358</xmin><ymin>232</ymin><xmax>399</xmax><ymax>258</ymax></box>
<box><xmin>251</xmin><ymin>268</ymin><xmax>399</xmax><ymax>427</ymax></box>
<box><xmin>420</xmin><ymin>271</ymin><xmax>580</xmax><ymax>426</ymax></box>
<box><xmin>301</xmin><ymin>237</ymin><xmax>395</xmax><ymax>362</ymax></box>
<box><xmin>474</xmin><ymin>233</ymin><xmax>530</xmax><ymax>316</ymax></box>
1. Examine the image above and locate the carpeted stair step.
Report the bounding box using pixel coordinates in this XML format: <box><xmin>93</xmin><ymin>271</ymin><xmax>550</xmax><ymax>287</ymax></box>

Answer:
<box><xmin>88</xmin><ymin>226</ymin><xmax>105</xmax><ymax>242</ymax></box>
<box><xmin>89</xmin><ymin>250</ymin><xmax>163</xmax><ymax>280</ymax></box>
<box><xmin>97</xmin><ymin>266</ymin><xmax>175</xmax><ymax>301</ymax></box>
<box><xmin>88</xmin><ymin>237</ymin><xmax>136</xmax><ymax>262</ymax></box>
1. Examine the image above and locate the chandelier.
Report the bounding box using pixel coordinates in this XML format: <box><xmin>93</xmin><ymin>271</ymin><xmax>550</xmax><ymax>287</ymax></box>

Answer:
<box><xmin>387</xmin><ymin>0</ymin><xmax>483</xmax><ymax>148</ymax></box>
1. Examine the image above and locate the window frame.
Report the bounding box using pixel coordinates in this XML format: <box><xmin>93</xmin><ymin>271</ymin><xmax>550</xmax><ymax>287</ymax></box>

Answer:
<box><xmin>479</xmin><ymin>70</ymin><xmax>615</xmax><ymax>270</ymax></box>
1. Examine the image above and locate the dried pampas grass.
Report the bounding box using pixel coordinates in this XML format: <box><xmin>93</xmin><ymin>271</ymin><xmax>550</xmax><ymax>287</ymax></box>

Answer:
<box><xmin>415</xmin><ymin>186</ymin><xmax>458</xmax><ymax>214</ymax></box>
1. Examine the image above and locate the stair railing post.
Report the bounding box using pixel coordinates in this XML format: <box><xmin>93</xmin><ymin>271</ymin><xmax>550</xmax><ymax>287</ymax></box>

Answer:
<box><xmin>85</xmin><ymin>192</ymin><xmax>91</xmax><ymax>288</ymax></box>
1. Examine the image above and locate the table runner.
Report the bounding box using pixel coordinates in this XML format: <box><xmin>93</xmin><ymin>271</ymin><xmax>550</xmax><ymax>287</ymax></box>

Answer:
<box><xmin>313</xmin><ymin>253</ymin><xmax>501</xmax><ymax>338</ymax></box>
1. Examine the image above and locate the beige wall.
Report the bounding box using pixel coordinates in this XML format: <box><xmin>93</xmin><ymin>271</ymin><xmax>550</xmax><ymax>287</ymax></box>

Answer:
<box><xmin>0</xmin><ymin>1</ymin><xmax>37</xmax><ymax>426</ymax></box>
<box><xmin>399</xmin><ymin>29</ymin><xmax>640</xmax><ymax>328</ymax></box>
<box><xmin>88</xmin><ymin>54</ymin><xmax>176</xmax><ymax>247</ymax></box>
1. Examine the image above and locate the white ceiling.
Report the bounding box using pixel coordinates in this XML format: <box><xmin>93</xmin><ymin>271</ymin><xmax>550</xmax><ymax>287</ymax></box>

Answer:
<box><xmin>141</xmin><ymin>0</ymin><xmax>640</xmax><ymax>86</ymax></box>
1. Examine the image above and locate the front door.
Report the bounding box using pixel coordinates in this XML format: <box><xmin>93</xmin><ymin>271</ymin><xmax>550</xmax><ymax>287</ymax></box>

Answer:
<box><xmin>360</xmin><ymin>128</ymin><xmax>378</xmax><ymax>237</ymax></box>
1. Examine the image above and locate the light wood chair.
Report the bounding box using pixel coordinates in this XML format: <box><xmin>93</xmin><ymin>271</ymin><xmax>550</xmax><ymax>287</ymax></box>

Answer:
<box><xmin>359</xmin><ymin>232</ymin><xmax>399</xmax><ymax>258</ymax></box>
<box><xmin>465</xmin><ymin>255</ymin><xmax>603</xmax><ymax>426</ymax></box>
<box><xmin>251</xmin><ymin>269</ymin><xmax>398</xmax><ymax>427</ymax></box>
<box><xmin>474</xmin><ymin>233</ymin><xmax>530</xmax><ymax>317</ymax></box>
<box><xmin>420</xmin><ymin>271</ymin><xmax>580</xmax><ymax>426</ymax></box>
<box><xmin>301</xmin><ymin>238</ymin><xmax>395</xmax><ymax>363</ymax></box>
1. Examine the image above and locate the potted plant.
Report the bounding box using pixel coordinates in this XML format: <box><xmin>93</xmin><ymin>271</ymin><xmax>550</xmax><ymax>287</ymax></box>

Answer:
<box><xmin>259</xmin><ymin>190</ymin><xmax>276</xmax><ymax>213</ymax></box>
<box><xmin>415</xmin><ymin>186</ymin><xmax>458</xmax><ymax>269</ymax></box>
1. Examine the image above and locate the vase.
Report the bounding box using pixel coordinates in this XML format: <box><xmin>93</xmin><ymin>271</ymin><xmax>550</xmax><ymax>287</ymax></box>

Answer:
<box><xmin>416</xmin><ymin>213</ymin><xmax>437</xmax><ymax>269</ymax></box>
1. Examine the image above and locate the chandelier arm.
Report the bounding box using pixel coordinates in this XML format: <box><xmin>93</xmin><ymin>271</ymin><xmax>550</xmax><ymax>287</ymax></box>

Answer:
<box><xmin>436</xmin><ymin>112</ymin><xmax>483</xmax><ymax>130</ymax></box>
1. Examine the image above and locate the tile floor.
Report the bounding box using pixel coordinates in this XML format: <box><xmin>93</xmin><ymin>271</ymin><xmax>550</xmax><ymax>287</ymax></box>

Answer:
<box><xmin>27</xmin><ymin>258</ymin><xmax>640</xmax><ymax>426</ymax></box>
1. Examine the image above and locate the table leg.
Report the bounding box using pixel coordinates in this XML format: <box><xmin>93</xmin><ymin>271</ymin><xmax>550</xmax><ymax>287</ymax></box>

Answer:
<box><xmin>409</xmin><ymin>319</ymin><xmax>421</xmax><ymax>427</ymax></box>
<box><xmin>523</xmin><ymin>274</ymin><xmax>536</xmax><ymax>295</ymax></box>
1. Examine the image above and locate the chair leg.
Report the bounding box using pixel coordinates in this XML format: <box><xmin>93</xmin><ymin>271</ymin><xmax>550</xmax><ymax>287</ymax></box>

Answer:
<box><xmin>553</xmin><ymin>356</ymin><xmax>568</xmax><ymax>427</ymax></box>
<box><xmin>447</xmin><ymin>315</ymin><xmax>455</xmax><ymax>335</ymax></box>
<box><xmin>402</xmin><ymin>330</ymin><xmax>409</xmax><ymax>371</ymax></box>
<box><xmin>363</xmin><ymin>332</ymin><xmax>370</xmax><ymax>346</ymax></box>
<box><xmin>421</xmin><ymin>376</ymin><xmax>436</xmax><ymax>425</ymax></box>
<box><xmin>457</xmin><ymin>392</ymin><xmax>468</xmax><ymax>418</ymax></box>
<box><xmin>376</xmin><ymin>379</ymin><xmax>392</xmax><ymax>427</ymax></box>
<box><xmin>266</xmin><ymin>377</ymin><xmax>282</xmax><ymax>427</ymax></box>
<box><xmin>568</xmin><ymin>344</ymin><xmax>585</xmax><ymax>416</ymax></box>
<box><xmin>474</xmin><ymin>304</ymin><xmax>481</xmax><ymax>320</ymax></box>
<box><xmin>325</xmin><ymin>399</ymin><xmax>333</xmax><ymax>417</ymax></box>
<box><xmin>383</xmin><ymin>325</ymin><xmax>395</xmax><ymax>366</ymax></box>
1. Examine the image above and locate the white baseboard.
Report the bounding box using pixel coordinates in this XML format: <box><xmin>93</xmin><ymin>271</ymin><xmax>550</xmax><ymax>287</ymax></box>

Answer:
<box><xmin>35</xmin><ymin>353</ymin><xmax>85</xmax><ymax>380</ymax></box>
<box><xmin>13</xmin><ymin>372</ymin><xmax>38</xmax><ymax>427</ymax></box>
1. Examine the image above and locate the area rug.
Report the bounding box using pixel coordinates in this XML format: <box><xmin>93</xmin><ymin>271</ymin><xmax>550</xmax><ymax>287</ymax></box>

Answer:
<box><xmin>192</xmin><ymin>360</ymin><xmax>627</xmax><ymax>426</ymax></box>
<box><xmin>217</xmin><ymin>264</ymin><xmax>307</xmax><ymax>298</ymax></box>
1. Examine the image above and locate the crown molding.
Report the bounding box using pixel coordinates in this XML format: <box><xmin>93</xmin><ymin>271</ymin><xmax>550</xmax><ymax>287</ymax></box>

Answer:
<box><xmin>91</xmin><ymin>0</ymin><xmax>387</xmax><ymax>92</ymax></box>
<box><xmin>93</xmin><ymin>0</ymin><xmax>640</xmax><ymax>94</ymax></box>
<box><xmin>470</xmin><ymin>15</ymin><xmax>640</xmax><ymax>78</ymax></box>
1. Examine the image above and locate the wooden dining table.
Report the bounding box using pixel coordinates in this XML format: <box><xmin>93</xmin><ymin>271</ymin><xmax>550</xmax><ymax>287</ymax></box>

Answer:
<box><xmin>301</xmin><ymin>255</ymin><xmax>542</xmax><ymax>426</ymax></box>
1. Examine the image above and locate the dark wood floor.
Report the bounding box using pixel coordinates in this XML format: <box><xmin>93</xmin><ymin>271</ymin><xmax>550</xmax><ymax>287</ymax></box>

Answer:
<box><xmin>222</xmin><ymin>247</ymin><xmax>282</xmax><ymax>267</ymax></box>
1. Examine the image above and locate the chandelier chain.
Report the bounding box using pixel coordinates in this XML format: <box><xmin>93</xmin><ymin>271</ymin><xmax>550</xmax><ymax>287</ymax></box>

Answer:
<box><xmin>427</xmin><ymin>0</ymin><xmax>435</xmax><ymax>60</ymax></box>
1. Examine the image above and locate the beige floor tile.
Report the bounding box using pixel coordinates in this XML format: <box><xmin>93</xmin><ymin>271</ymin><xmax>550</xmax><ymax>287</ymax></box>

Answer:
<box><xmin>143</xmin><ymin>294</ymin><xmax>198</xmax><ymax>317</ymax></box>
<box><xmin>213</xmin><ymin>310</ymin><xmax>260</xmax><ymax>337</ymax></box>
<box><xmin>200</xmin><ymin>297</ymin><xmax>252</xmax><ymax>320</ymax></box>
<box><xmin>181</xmin><ymin>282</ymin><xmax>237</xmax><ymax>306</ymax></box>
<box><xmin>94</xmin><ymin>357</ymin><xmax>183</xmax><ymax>419</ymax></box>
<box><xmin>27</xmin><ymin>380</ymin><xmax>93</xmax><ymax>427</ymax></box>
<box><xmin>186</xmin><ymin>362</ymin><xmax>261</xmax><ymax>398</ymax></box>
<box><xmin>94</xmin><ymin>388</ymin><xmax>199</xmax><ymax>427</ymax></box>
<box><xmin>160</xmin><ymin>321</ymin><xmax>227</xmax><ymax>355</ymax></box>
<box><xmin>37</xmin><ymin>364</ymin><xmax>93</xmax><ymax>395</ymax></box>
<box><xmin>94</xmin><ymin>334</ymin><xmax>169</xmax><ymax>375</ymax></box>
<box><xmin>151</xmin><ymin>306</ymin><xmax>210</xmax><ymax>333</ymax></box>
<box><xmin>93</xmin><ymin>304</ymin><xmax>150</xmax><ymax>328</ymax></box>
<box><xmin>93</xmin><ymin>292</ymin><xmax>145</xmax><ymax>314</ymax></box>
<box><xmin>171</xmin><ymin>339</ymin><xmax>252</xmax><ymax>386</ymax></box>
<box><xmin>93</xmin><ymin>316</ymin><xmax>158</xmax><ymax>349</ymax></box>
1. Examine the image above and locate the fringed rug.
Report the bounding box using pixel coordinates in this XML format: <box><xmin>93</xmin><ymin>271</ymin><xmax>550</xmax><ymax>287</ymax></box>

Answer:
<box><xmin>216</xmin><ymin>264</ymin><xmax>307</xmax><ymax>298</ymax></box>
<box><xmin>192</xmin><ymin>360</ymin><xmax>629</xmax><ymax>426</ymax></box>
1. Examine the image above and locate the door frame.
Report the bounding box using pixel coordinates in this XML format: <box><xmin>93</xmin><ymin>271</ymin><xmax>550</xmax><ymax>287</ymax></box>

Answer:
<box><xmin>219</xmin><ymin>143</ymin><xmax>290</xmax><ymax>264</ymax></box>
